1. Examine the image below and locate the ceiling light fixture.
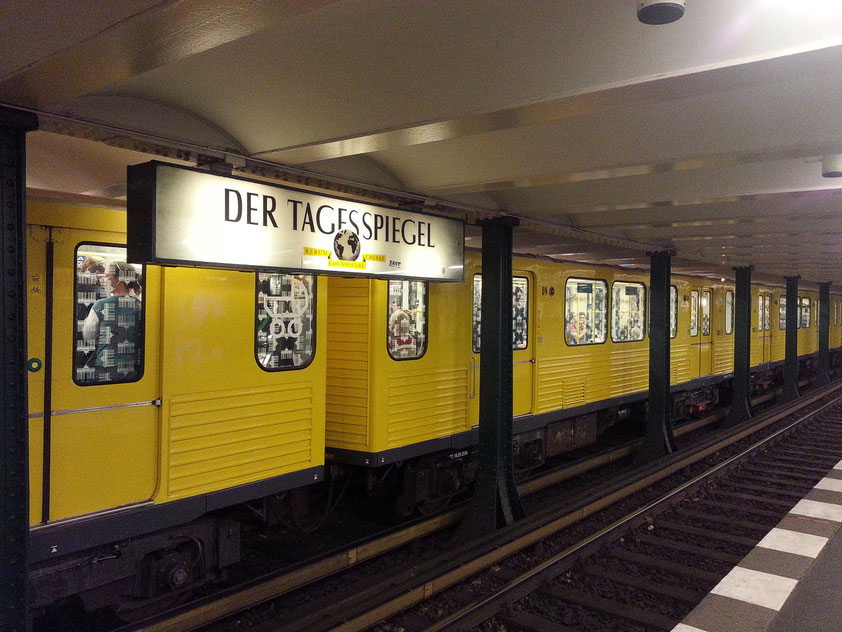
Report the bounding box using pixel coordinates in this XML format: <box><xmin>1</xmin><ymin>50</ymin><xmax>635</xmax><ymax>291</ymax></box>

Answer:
<box><xmin>637</xmin><ymin>0</ymin><xmax>685</xmax><ymax>24</ymax></box>
<box><xmin>822</xmin><ymin>154</ymin><xmax>842</xmax><ymax>178</ymax></box>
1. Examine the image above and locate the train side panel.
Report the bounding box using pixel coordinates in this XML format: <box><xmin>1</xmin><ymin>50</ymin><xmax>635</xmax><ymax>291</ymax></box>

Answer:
<box><xmin>157</xmin><ymin>268</ymin><xmax>326</xmax><ymax>503</ymax></box>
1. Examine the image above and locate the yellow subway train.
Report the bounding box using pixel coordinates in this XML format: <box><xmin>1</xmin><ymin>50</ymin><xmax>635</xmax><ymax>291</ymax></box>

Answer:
<box><xmin>26</xmin><ymin>195</ymin><xmax>840</xmax><ymax>616</ymax></box>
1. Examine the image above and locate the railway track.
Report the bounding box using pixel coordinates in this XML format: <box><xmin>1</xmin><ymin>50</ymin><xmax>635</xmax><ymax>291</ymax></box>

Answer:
<box><xmin>115</xmin><ymin>385</ymin><xmax>825</xmax><ymax>632</ymax></box>
<box><xmin>379</xmin><ymin>391</ymin><xmax>842</xmax><ymax>632</ymax></box>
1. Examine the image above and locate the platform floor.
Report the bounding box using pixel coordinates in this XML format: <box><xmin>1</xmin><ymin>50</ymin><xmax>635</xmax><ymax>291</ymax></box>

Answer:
<box><xmin>673</xmin><ymin>460</ymin><xmax>842</xmax><ymax>632</ymax></box>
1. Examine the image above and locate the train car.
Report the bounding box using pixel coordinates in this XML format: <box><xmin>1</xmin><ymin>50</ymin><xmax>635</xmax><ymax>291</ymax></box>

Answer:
<box><xmin>24</xmin><ymin>194</ymin><xmax>841</xmax><ymax>616</ymax></box>
<box><xmin>324</xmin><ymin>253</ymin><xmax>840</xmax><ymax>514</ymax></box>
<box><xmin>26</xmin><ymin>196</ymin><xmax>327</xmax><ymax>616</ymax></box>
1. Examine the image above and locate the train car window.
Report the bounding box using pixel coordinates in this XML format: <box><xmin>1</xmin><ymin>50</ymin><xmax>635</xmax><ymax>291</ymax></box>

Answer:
<box><xmin>690</xmin><ymin>290</ymin><xmax>699</xmax><ymax>336</ymax></box>
<box><xmin>758</xmin><ymin>296</ymin><xmax>764</xmax><ymax>331</ymax></box>
<box><xmin>564</xmin><ymin>278</ymin><xmax>607</xmax><ymax>346</ymax></box>
<box><xmin>670</xmin><ymin>285</ymin><xmax>677</xmax><ymax>339</ymax></box>
<box><xmin>814</xmin><ymin>299</ymin><xmax>818</xmax><ymax>327</ymax></box>
<box><xmin>725</xmin><ymin>291</ymin><xmax>734</xmax><ymax>335</ymax></box>
<box><xmin>387</xmin><ymin>280</ymin><xmax>428</xmax><ymax>360</ymax></box>
<box><xmin>471</xmin><ymin>275</ymin><xmax>529</xmax><ymax>353</ymax></box>
<box><xmin>835</xmin><ymin>300</ymin><xmax>839</xmax><ymax>326</ymax></box>
<box><xmin>255</xmin><ymin>273</ymin><xmax>316</xmax><ymax>370</ymax></box>
<box><xmin>780</xmin><ymin>296</ymin><xmax>786</xmax><ymax>330</ymax></box>
<box><xmin>764</xmin><ymin>295</ymin><xmax>771</xmax><ymax>331</ymax></box>
<box><xmin>611</xmin><ymin>281</ymin><xmax>646</xmax><ymax>342</ymax></box>
<box><xmin>73</xmin><ymin>244</ymin><xmax>144</xmax><ymax>385</ymax></box>
<box><xmin>700</xmin><ymin>291</ymin><xmax>711</xmax><ymax>336</ymax></box>
<box><xmin>800</xmin><ymin>296</ymin><xmax>810</xmax><ymax>329</ymax></box>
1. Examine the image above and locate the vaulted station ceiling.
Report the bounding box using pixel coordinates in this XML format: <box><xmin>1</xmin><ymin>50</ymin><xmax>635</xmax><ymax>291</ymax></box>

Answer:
<box><xmin>4</xmin><ymin>0</ymin><xmax>842</xmax><ymax>287</ymax></box>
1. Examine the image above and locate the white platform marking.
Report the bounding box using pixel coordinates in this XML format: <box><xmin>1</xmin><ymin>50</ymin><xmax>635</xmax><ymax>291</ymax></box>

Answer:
<box><xmin>815</xmin><ymin>477</ymin><xmax>842</xmax><ymax>493</ymax></box>
<box><xmin>834</xmin><ymin>460</ymin><xmax>842</xmax><ymax>470</ymax></box>
<box><xmin>790</xmin><ymin>499</ymin><xmax>842</xmax><ymax>522</ymax></box>
<box><xmin>756</xmin><ymin>527</ymin><xmax>828</xmax><ymax>558</ymax></box>
<box><xmin>672</xmin><ymin>624</ymin><xmax>710</xmax><ymax>632</ymax></box>
<box><xmin>710</xmin><ymin>567</ymin><xmax>798</xmax><ymax>611</ymax></box>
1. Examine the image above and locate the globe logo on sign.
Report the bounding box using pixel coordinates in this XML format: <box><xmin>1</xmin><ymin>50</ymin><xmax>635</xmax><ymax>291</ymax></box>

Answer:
<box><xmin>333</xmin><ymin>229</ymin><xmax>361</xmax><ymax>261</ymax></box>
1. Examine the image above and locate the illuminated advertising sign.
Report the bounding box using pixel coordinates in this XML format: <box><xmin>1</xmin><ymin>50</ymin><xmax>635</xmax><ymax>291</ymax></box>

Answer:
<box><xmin>127</xmin><ymin>161</ymin><xmax>464</xmax><ymax>281</ymax></box>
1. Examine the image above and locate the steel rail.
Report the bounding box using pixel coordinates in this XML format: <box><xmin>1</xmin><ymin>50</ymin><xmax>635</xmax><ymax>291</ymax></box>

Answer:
<box><xmin>424</xmin><ymin>389</ymin><xmax>842</xmax><ymax>631</ymax></box>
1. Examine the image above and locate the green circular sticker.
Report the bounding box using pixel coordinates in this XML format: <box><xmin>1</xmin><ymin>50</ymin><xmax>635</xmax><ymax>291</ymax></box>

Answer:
<box><xmin>27</xmin><ymin>358</ymin><xmax>42</xmax><ymax>372</ymax></box>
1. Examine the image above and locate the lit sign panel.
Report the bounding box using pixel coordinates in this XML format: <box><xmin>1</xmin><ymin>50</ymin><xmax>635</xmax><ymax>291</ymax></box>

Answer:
<box><xmin>127</xmin><ymin>161</ymin><xmax>464</xmax><ymax>281</ymax></box>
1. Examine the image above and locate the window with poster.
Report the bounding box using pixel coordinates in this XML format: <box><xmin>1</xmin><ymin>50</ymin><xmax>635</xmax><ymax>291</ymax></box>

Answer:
<box><xmin>255</xmin><ymin>273</ymin><xmax>316</xmax><ymax>370</ymax></box>
<box><xmin>564</xmin><ymin>278</ymin><xmax>607</xmax><ymax>346</ymax></box>
<box><xmin>780</xmin><ymin>295</ymin><xmax>787</xmax><ymax>330</ymax></box>
<box><xmin>670</xmin><ymin>285</ymin><xmax>678</xmax><ymax>339</ymax></box>
<box><xmin>690</xmin><ymin>290</ymin><xmax>699</xmax><ymax>336</ymax></box>
<box><xmin>471</xmin><ymin>275</ymin><xmax>529</xmax><ymax>353</ymax></box>
<box><xmin>725</xmin><ymin>290</ymin><xmax>734</xmax><ymax>335</ymax></box>
<box><xmin>800</xmin><ymin>296</ymin><xmax>810</xmax><ymax>329</ymax></box>
<box><xmin>73</xmin><ymin>243</ymin><xmax>144</xmax><ymax>385</ymax></box>
<box><xmin>611</xmin><ymin>281</ymin><xmax>646</xmax><ymax>343</ymax></box>
<box><xmin>387</xmin><ymin>280</ymin><xmax>428</xmax><ymax>360</ymax></box>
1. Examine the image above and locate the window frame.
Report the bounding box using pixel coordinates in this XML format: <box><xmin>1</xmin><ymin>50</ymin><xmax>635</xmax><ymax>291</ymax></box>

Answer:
<box><xmin>564</xmin><ymin>276</ymin><xmax>608</xmax><ymax>347</ymax></box>
<box><xmin>386</xmin><ymin>279</ymin><xmax>429</xmax><ymax>362</ymax></box>
<box><xmin>690</xmin><ymin>290</ymin><xmax>699</xmax><ymax>337</ymax></box>
<box><xmin>670</xmin><ymin>285</ymin><xmax>678</xmax><ymax>339</ymax></box>
<box><xmin>72</xmin><ymin>241</ymin><xmax>146</xmax><ymax>387</ymax></box>
<box><xmin>471</xmin><ymin>274</ymin><xmax>530</xmax><ymax>353</ymax></box>
<box><xmin>610</xmin><ymin>280</ymin><xmax>647</xmax><ymax>344</ymax></box>
<box><xmin>779</xmin><ymin>295</ymin><xmax>787</xmax><ymax>330</ymax></box>
<box><xmin>254</xmin><ymin>272</ymin><xmax>318</xmax><ymax>372</ymax></box>
<box><xmin>764</xmin><ymin>295</ymin><xmax>771</xmax><ymax>331</ymax></box>
<box><xmin>724</xmin><ymin>290</ymin><xmax>734</xmax><ymax>335</ymax></box>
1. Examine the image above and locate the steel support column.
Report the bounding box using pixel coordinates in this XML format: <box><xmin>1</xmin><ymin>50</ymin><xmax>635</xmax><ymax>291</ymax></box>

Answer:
<box><xmin>635</xmin><ymin>251</ymin><xmax>676</xmax><ymax>463</ymax></box>
<box><xmin>458</xmin><ymin>217</ymin><xmax>524</xmax><ymax>538</ymax></box>
<box><xmin>817</xmin><ymin>282</ymin><xmax>831</xmax><ymax>386</ymax></box>
<box><xmin>780</xmin><ymin>275</ymin><xmax>800</xmax><ymax>403</ymax></box>
<box><xmin>0</xmin><ymin>106</ymin><xmax>37</xmax><ymax>632</ymax></box>
<box><xmin>726</xmin><ymin>266</ymin><xmax>753</xmax><ymax>425</ymax></box>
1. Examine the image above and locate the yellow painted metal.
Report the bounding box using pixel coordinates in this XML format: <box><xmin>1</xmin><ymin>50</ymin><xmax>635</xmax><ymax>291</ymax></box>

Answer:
<box><xmin>711</xmin><ymin>285</ymin><xmax>735</xmax><ymax>376</ymax></box>
<box><xmin>26</xmin><ymin>197</ymin><xmax>326</xmax><ymax>521</ymax></box>
<box><xmin>157</xmin><ymin>267</ymin><xmax>326</xmax><ymax>502</ymax></box>
<box><xmin>831</xmin><ymin>297</ymin><xmax>842</xmax><ymax>350</ymax></box>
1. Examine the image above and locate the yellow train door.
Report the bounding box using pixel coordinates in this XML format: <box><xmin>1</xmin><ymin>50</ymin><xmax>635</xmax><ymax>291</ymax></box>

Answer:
<box><xmin>688</xmin><ymin>289</ymin><xmax>700</xmax><ymax>378</ymax></box>
<box><xmin>759</xmin><ymin>293</ymin><xmax>772</xmax><ymax>363</ymax></box>
<box><xmin>40</xmin><ymin>229</ymin><xmax>161</xmax><ymax>521</ymax></box>
<box><xmin>697</xmin><ymin>289</ymin><xmax>713</xmax><ymax>376</ymax></box>
<box><xmin>512</xmin><ymin>272</ymin><xmax>534</xmax><ymax>416</ymax></box>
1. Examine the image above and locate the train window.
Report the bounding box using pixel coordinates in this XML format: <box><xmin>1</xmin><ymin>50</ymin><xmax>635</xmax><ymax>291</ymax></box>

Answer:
<box><xmin>800</xmin><ymin>296</ymin><xmax>810</xmax><ymax>329</ymax></box>
<box><xmin>73</xmin><ymin>244</ymin><xmax>144</xmax><ymax>385</ymax></box>
<box><xmin>814</xmin><ymin>299</ymin><xmax>819</xmax><ymax>327</ymax></box>
<box><xmin>387</xmin><ymin>280</ymin><xmax>428</xmax><ymax>360</ymax></box>
<box><xmin>758</xmin><ymin>296</ymin><xmax>764</xmax><ymax>331</ymax></box>
<box><xmin>780</xmin><ymin>296</ymin><xmax>786</xmax><ymax>330</ymax></box>
<box><xmin>255</xmin><ymin>273</ymin><xmax>316</xmax><ymax>370</ymax></box>
<box><xmin>564</xmin><ymin>278</ymin><xmax>607</xmax><ymax>345</ymax></box>
<box><xmin>701</xmin><ymin>291</ymin><xmax>711</xmax><ymax>336</ymax></box>
<box><xmin>725</xmin><ymin>291</ymin><xmax>734</xmax><ymax>335</ymax></box>
<box><xmin>471</xmin><ymin>275</ymin><xmax>529</xmax><ymax>352</ymax></box>
<box><xmin>611</xmin><ymin>281</ymin><xmax>646</xmax><ymax>343</ymax></box>
<box><xmin>670</xmin><ymin>285</ymin><xmax>677</xmax><ymax>339</ymax></box>
<box><xmin>835</xmin><ymin>300</ymin><xmax>839</xmax><ymax>326</ymax></box>
<box><xmin>690</xmin><ymin>290</ymin><xmax>699</xmax><ymax>336</ymax></box>
<box><xmin>764</xmin><ymin>295</ymin><xmax>771</xmax><ymax>331</ymax></box>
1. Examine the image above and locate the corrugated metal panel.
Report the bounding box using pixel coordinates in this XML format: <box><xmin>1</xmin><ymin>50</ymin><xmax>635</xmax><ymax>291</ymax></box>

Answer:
<box><xmin>671</xmin><ymin>345</ymin><xmax>691</xmax><ymax>384</ymax></box>
<box><xmin>167</xmin><ymin>384</ymin><xmax>313</xmax><ymax>497</ymax></box>
<box><xmin>386</xmin><ymin>367</ymin><xmax>467</xmax><ymax>447</ymax></box>
<box><xmin>713</xmin><ymin>341</ymin><xmax>734</xmax><ymax>375</ymax></box>
<box><xmin>535</xmin><ymin>354</ymin><xmax>595</xmax><ymax>412</ymax></box>
<box><xmin>608</xmin><ymin>346</ymin><xmax>648</xmax><ymax>396</ymax></box>
<box><xmin>325</xmin><ymin>278</ymin><xmax>370</xmax><ymax>449</ymax></box>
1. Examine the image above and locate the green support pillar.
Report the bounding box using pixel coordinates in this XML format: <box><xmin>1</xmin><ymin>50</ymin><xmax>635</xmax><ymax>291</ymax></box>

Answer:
<box><xmin>780</xmin><ymin>276</ymin><xmax>800</xmax><ymax>403</ymax></box>
<box><xmin>817</xmin><ymin>282</ymin><xmax>831</xmax><ymax>386</ymax></box>
<box><xmin>0</xmin><ymin>106</ymin><xmax>38</xmax><ymax>632</ymax></box>
<box><xmin>726</xmin><ymin>266</ymin><xmax>753</xmax><ymax>425</ymax></box>
<box><xmin>635</xmin><ymin>251</ymin><xmax>677</xmax><ymax>463</ymax></box>
<box><xmin>457</xmin><ymin>217</ymin><xmax>524</xmax><ymax>538</ymax></box>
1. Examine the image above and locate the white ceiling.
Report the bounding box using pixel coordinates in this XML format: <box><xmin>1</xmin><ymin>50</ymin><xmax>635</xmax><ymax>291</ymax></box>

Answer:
<box><xmin>4</xmin><ymin>0</ymin><xmax>842</xmax><ymax>287</ymax></box>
